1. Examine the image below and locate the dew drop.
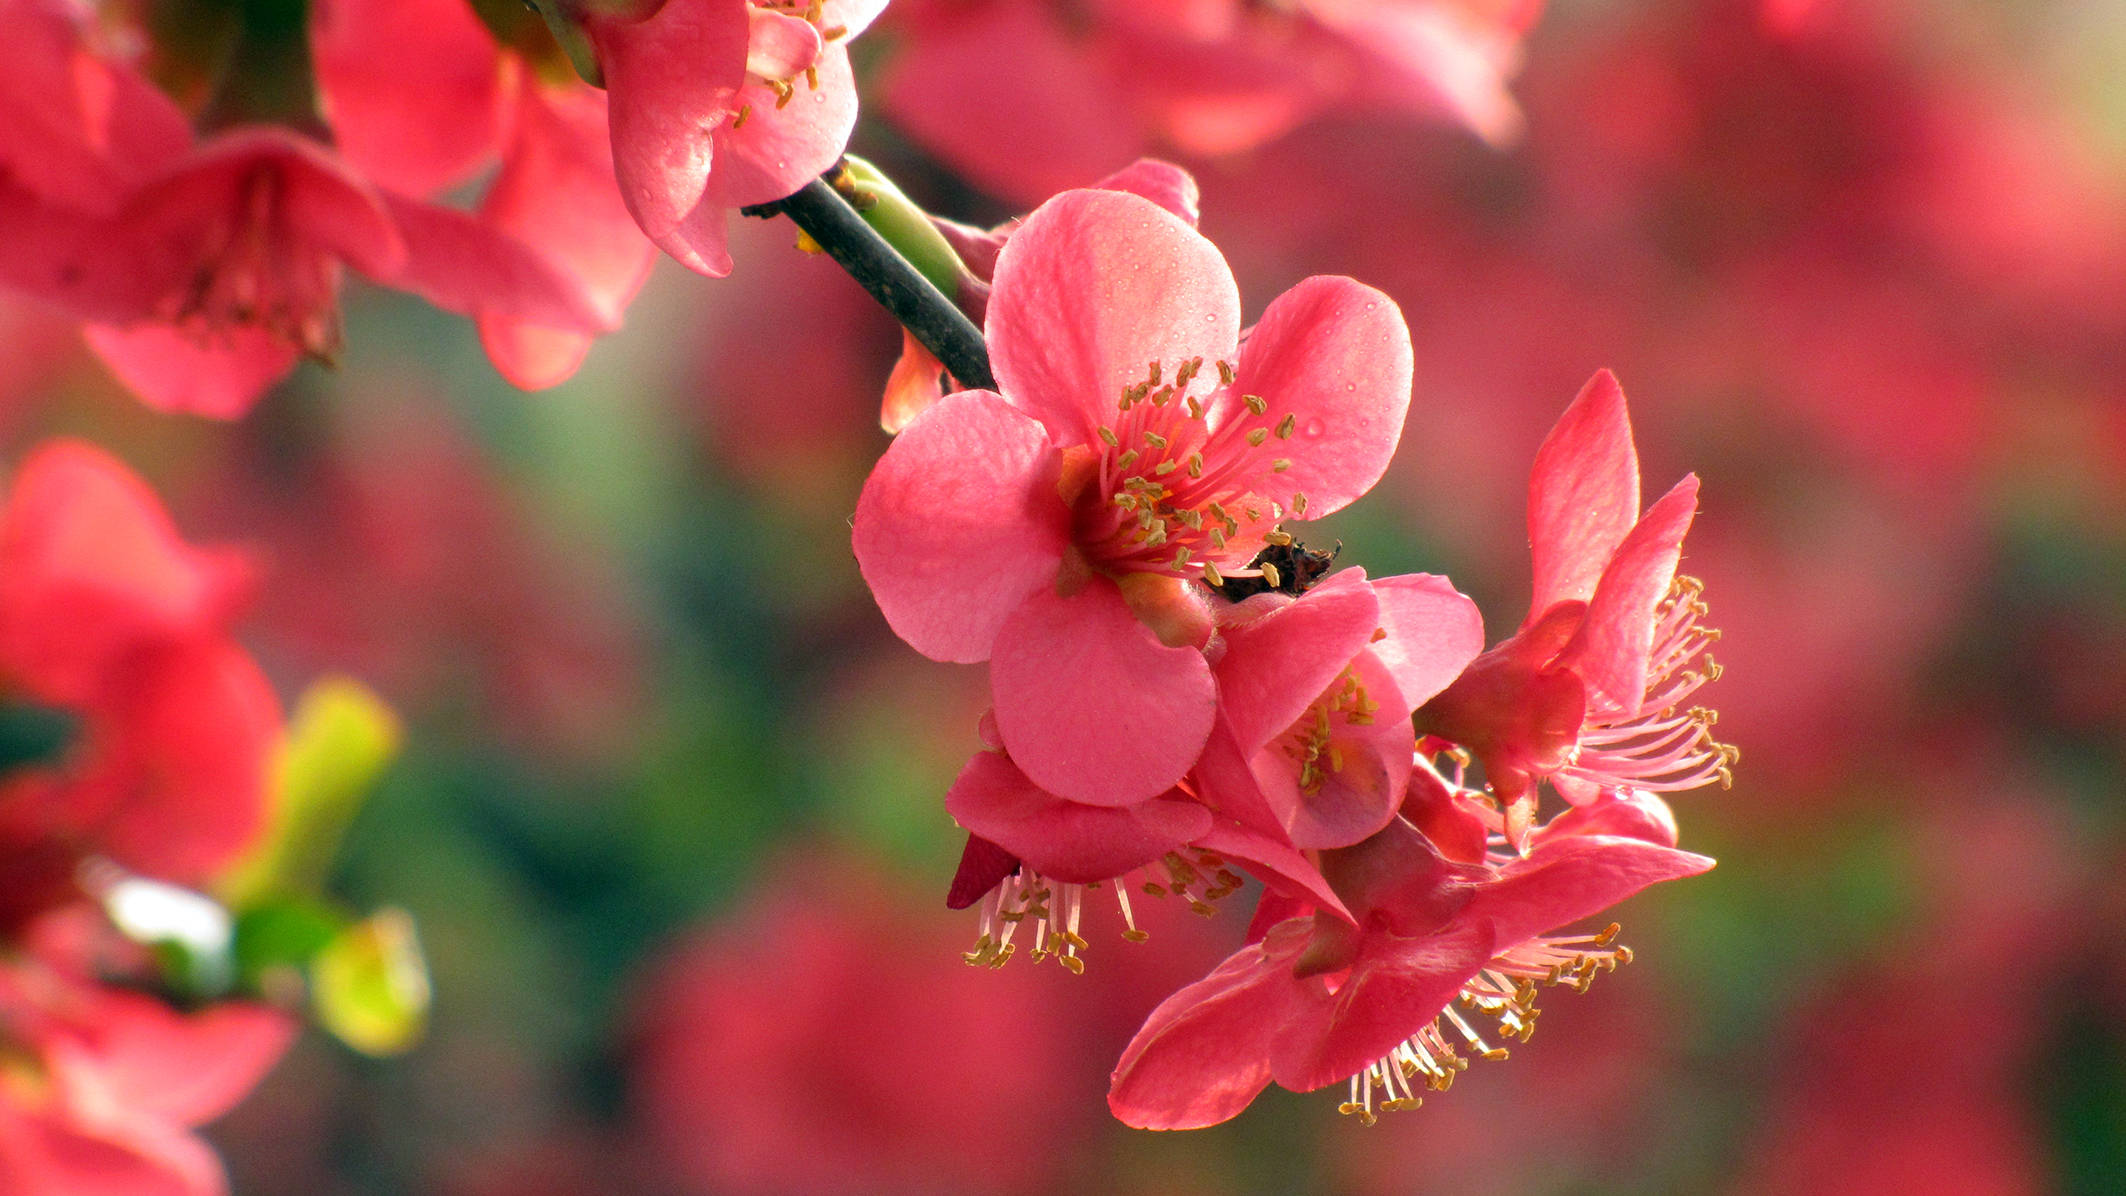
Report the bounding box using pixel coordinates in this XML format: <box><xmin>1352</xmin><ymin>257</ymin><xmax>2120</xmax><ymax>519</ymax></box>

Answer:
<box><xmin>1304</xmin><ymin>418</ymin><xmax>1325</xmax><ymax>437</ymax></box>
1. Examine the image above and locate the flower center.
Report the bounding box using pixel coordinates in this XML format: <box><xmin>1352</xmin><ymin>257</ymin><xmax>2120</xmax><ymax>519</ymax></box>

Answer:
<box><xmin>731</xmin><ymin>0</ymin><xmax>845</xmax><ymax>127</ymax></box>
<box><xmin>1338</xmin><ymin>923</ymin><xmax>1633</xmax><ymax>1125</ymax></box>
<box><xmin>1276</xmin><ymin>666</ymin><xmax>1382</xmax><ymax>793</ymax></box>
<box><xmin>1077</xmin><ymin>357</ymin><xmax>1314</xmax><ymax>586</ymax></box>
<box><xmin>167</xmin><ymin>167</ymin><xmax>342</xmax><ymax>361</ymax></box>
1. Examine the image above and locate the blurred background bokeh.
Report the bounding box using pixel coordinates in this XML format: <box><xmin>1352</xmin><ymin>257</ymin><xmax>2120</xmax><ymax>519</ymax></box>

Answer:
<box><xmin>5</xmin><ymin>0</ymin><xmax>2124</xmax><ymax>1190</ymax></box>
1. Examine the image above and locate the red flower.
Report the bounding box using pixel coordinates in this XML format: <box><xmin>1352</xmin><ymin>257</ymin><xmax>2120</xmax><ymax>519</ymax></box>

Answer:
<box><xmin>1107</xmin><ymin>803</ymin><xmax>1711</xmax><ymax>1129</ymax></box>
<box><xmin>1417</xmin><ymin>371</ymin><xmax>1732</xmax><ymax>849</ymax></box>
<box><xmin>854</xmin><ymin>187</ymin><xmax>1412</xmax><ymax>805</ymax></box>
<box><xmin>0</xmin><ymin>442</ymin><xmax>277</xmax><ymax>907</ymax></box>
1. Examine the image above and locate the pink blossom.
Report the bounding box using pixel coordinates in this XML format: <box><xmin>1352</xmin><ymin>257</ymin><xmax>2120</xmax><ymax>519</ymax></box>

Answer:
<box><xmin>878</xmin><ymin>0</ymin><xmax>1539</xmax><ymax>202</ymax></box>
<box><xmin>553</xmin><ymin>0</ymin><xmax>888</xmax><ymax>276</ymax></box>
<box><xmin>311</xmin><ymin>0</ymin><xmax>659</xmax><ymax>388</ymax></box>
<box><xmin>0</xmin><ymin>1</ymin><xmax>614</xmax><ymax>416</ymax></box>
<box><xmin>1416</xmin><ymin>371</ymin><xmax>1731</xmax><ymax>848</ymax></box>
<box><xmin>854</xmin><ymin>187</ymin><xmax>1412</xmax><ymax>805</ymax></box>
<box><xmin>1107</xmin><ymin>800</ymin><xmax>1712</xmax><ymax>1129</ymax></box>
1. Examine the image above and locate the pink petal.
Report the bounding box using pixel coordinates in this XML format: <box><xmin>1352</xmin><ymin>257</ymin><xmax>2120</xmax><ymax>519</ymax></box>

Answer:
<box><xmin>1317</xmin><ymin>816</ymin><xmax>1480</xmax><ymax>936</ymax></box>
<box><xmin>1465</xmin><ymin>834</ymin><xmax>1715</xmax><ymax>948</ymax></box>
<box><xmin>1563</xmin><ymin>474</ymin><xmax>1701</xmax><ymax>714</ymax></box>
<box><xmin>85</xmin><ymin>990</ymin><xmax>295</xmax><ymax>1124</ymax></box>
<box><xmin>878</xmin><ymin>7</ymin><xmax>1144</xmax><ymax>204</ymax></box>
<box><xmin>851</xmin><ymin>391</ymin><xmax>1068</xmax><ymax>663</ymax></box>
<box><xmin>1213</xmin><ymin>568</ymin><xmax>1380</xmax><ymax>754</ymax></box>
<box><xmin>944</xmin><ymin>750</ymin><xmax>1209</xmax><ymax>883</ymax></box>
<box><xmin>1268</xmin><ymin>918</ymin><xmax>1495</xmax><ymax>1093</ymax></box>
<box><xmin>1226</xmin><ymin>275</ymin><xmax>1412</xmax><ymax>519</ymax></box>
<box><xmin>379</xmin><ymin>195</ymin><xmax>613</xmax><ymax>332</ymax></box>
<box><xmin>1528</xmin><ymin>369</ymin><xmax>1641</xmax><ymax>617</ymax></box>
<box><xmin>81</xmin><ymin>324</ymin><xmax>298</xmax><ymax>419</ymax></box>
<box><xmin>987</xmin><ymin>189</ymin><xmax>1241</xmax><ymax>448</ymax></box>
<box><xmin>594</xmin><ymin>0</ymin><xmax>748</xmax><ymax>243</ymax></box>
<box><xmin>1196</xmin><ymin>817</ymin><xmax>1353</xmax><ymax>925</ymax></box>
<box><xmin>1190</xmin><ymin>715</ymin><xmax>1291</xmax><ymax>837</ymax></box>
<box><xmin>476</xmin><ymin>80</ymin><xmax>655</xmax><ymax>388</ymax></box>
<box><xmin>713</xmin><ymin>45</ymin><xmax>859</xmax><ymax>208</ymax></box>
<box><xmin>990</xmin><ymin>576</ymin><xmax>1217</xmax><ymax>806</ymax></box>
<box><xmin>821</xmin><ymin>0</ymin><xmax>889</xmax><ymax>38</ymax></box>
<box><xmin>146</xmin><ymin>131</ymin><xmax>407</xmax><ymax>281</ymax></box>
<box><xmin>1538</xmin><ymin>789</ymin><xmax>1681</xmax><ymax>848</ymax></box>
<box><xmin>743</xmin><ymin>9</ymin><xmax>822</xmax><ymax>81</ymax></box>
<box><xmin>310</xmin><ymin>0</ymin><xmax>506</xmax><ymax>197</ymax></box>
<box><xmin>1090</xmin><ymin>159</ymin><xmax>1202</xmax><ymax>227</ymax></box>
<box><xmin>1108</xmin><ymin>920</ymin><xmax>1312</xmax><ymax>1130</ymax></box>
<box><xmin>1368</xmin><ymin>572</ymin><xmax>1486</xmax><ymax>711</ymax></box>
<box><xmin>880</xmin><ymin>329</ymin><xmax>947</xmax><ymax>434</ymax></box>
<box><xmin>0</xmin><ymin>440</ymin><xmax>249</xmax><ymax>694</ymax></box>
<box><xmin>0</xmin><ymin>2</ymin><xmax>191</xmax><ymax>210</ymax></box>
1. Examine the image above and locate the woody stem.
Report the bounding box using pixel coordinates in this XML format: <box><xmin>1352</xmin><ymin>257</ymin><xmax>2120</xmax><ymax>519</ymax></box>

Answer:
<box><xmin>741</xmin><ymin>175</ymin><xmax>996</xmax><ymax>392</ymax></box>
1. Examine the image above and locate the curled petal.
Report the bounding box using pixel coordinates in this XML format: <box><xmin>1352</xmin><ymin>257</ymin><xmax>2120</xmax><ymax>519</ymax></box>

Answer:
<box><xmin>1465</xmin><ymin>834</ymin><xmax>1714</xmax><ymax>949</ymax></box>
<box><xmin>852</xmin><ymin>391</ymin><xmax>1068</xmax><ymax>663</ymax></box>
<box><xmin>990</xmin><ymin>577</ymin><xmax>1216</xmax><ymax>806</ymax></box>
<box><xmin>1268</xmin><ymin>918</ymin><xmax>1495</xmax><ymax>1094</ymax></box>
<box><xmin>944</xmin><ymin>750</ymin><xmax>1209</xmax><ymax>883</ymax></box>
<box><xmin>1213</xmin><ymin>568</ymin><xmax>1380</xmax><ymax>754</ymax></box>
<box><xmin>1564</xmin><ymin>474</ymin><xmax>1701</xmax><ymax>714</ymax></box>
<box><xmin>594</xmin><ymin>0</ymin><xmax>748</xmax><ymax>245</ymax></box>
<box><xmin>1089</xmin><ymin>159</ymin><xmax>1202</xmax><ymax>227</ymax></box>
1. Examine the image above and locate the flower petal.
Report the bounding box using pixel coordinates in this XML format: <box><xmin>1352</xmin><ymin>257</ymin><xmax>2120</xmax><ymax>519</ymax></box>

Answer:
<box><xmin>380</xmin><ymin>196</ymin><xmax>613</xmax><ymax>332</ymax></box>
<box><xmin>1528</xmin><ymin>369</ymin><xmax>1640</xmax><ymax>617</ymax></box>
<box><xmin>851</xmin><ymin>391</ymin><xmax>1068</xmax><ymax>663</ymax></box>
<box><xmin>1464</xmin><ymin>834</ymin><xmax>1715</xmax><ymax>948</ymax></box>
<box><xmin>944</xmin><ymin>750</ymin><xmax>1209</xmax><ymax>883</ymax></box>
<box><xmin>81</xmin><ymin>324</ymin><xmax>299</xmax><ymax>420</ymax></box>
<box><xmin>987</xmin><ymin>189</ymin><xmax>1240</xmax><ymax>448</ymax></box>
<box><xmin>1268</xmin><ymin>918</ymin><xmax>1495</xmax><ymax>1093</ymax></box>
<box><xmin>1368</xmin><ymin>572</ymin><xmax>1486</xmax><ymax>712</ymax></box>
<box><xmin>990</xmin><ymin>576</ymin><xmax>1216</xmax><ymax>805</ymax></box>
<box><xmin>1108</xmin><ymin>920</ymin><xmax>1313</xmax><ymax>1130</ymax></box>
<box><xmin>1213</xmin><ymin>568</ymin><xmax>1380</xmax><ymax>754</ymax></box>
<box><xmin>943</xmin><ymin>834</ymin><xmax>1018</xmax><ymax>910</ymax></box>
<box><xmin>310</xmin><ymin>0</ymin><xmax>506</xmax><ymax>197</ymax></box>
<box><xmin>1196</xmin><ymin>817</ymin><xmax>1353</xmax><ymax>925</ymax></box>
<box><xmin>714</xmin><ymin>45</ymin><xmax>859</xmax><ymax>208</ymax></box>
<box><xmin>1564</xmin><ymin>474</ymin><xmax>1701</xmax><ymax>714</ymax></box>
<box><xmin>1090</xmin><ymin>159</ymin><xmax>1202</xmax><ymax>227</ymax></box>
<box><xmin>593</xmin><ymin>0</ymin><xmax>748</xmax><ymax>243</ymax></box>
<box><xmin>1227</xmin><ymin>275</ymin><xmax>1412</xmax><ymax>518</ymax></box>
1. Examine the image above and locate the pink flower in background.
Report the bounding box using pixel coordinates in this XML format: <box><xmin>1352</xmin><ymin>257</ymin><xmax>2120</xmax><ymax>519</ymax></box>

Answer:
<box><xmin>552</xmin><ymin>0</ymin><xmax>888</xmax><ymax>276</ymax></box>
<box><xmin>854</xmin><ymin>187</ymin><xmax>1412</xmax><ymax>805</ymax></box>
<box><xmin>879</xmin><ymin>0</ymin><xmax>1540</xmax><ymax>201</ymax></box>
<box><xmin>1108</xmin><ymin>804</ymin><xmax>1712</xmax><ymax>1129</ymax></box>
<box><xmin>0</xmin><ymin>913</ymin><xmax>293</xmax><ymax>1196</ymax></box>
<box><xmin>0</xmin><ymin>442</ymin><xmax>278</xmax><ymax>905</ymax></box>
<box><xmin>0</xmin><ymin>0</ymin><xmax>617</xmax><ymax>415</ymax></box>
<box><xmin>1418</xmin><ymin>371</ymin><xmax>1730</xmax><ymax>848</ymax></box>
<box><xmin>312</xmin><ymin>0</ymin><xmax>659</xmax><ymax>388</ymax></box>
<box><xmin>629</xmin><ymin>849</ymin><xmax>1085</xmax><ymax>1195</ymax></box>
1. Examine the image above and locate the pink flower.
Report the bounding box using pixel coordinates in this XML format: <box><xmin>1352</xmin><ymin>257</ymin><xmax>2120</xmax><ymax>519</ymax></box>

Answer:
<box><xmin>1416</xmin><ymin>371</ymin><xmax>1732</xmax><ymax>848</ymax></box>
<box><xmin>0</xmin><ymin>917</ymin><xmax>293</xmax><ymax>1196</ymax></box>
<box><xmin>1106</xmin><ymin>799</ymin><xmax>1712</xmax><ymax>1129</ymax></box>
<box><xmin>311</xmin><ymin>0</ymin><xmax>659</xmax><ymax>388</ymax></box>
<box><xmin>853</xmin><ymin>187</ymin><xmax>1412</xmax><ymax>805</ymax></box>
<box><xmin>557</xmin><ymin>0</ymin><xmax>889</xmax><ymax>276</ymax></box>
<box><xmin>1196</xmin><ymin>568</ymin><xmax>1486</xmax><ymax>850</ymax></box>
<box><xmin>878</xmin><ymin>0</ymin><xmax>1538</xmax><ymax>202</ymax></box>
<box><xmin>0</xmin><ymin>1</ymin><xmax>615</xmax><ymax>415</ymax></box>
<box><xmin>0</xmin><ymin>441</ymin><xmax>278</xmax><ymax>903</ymax></box>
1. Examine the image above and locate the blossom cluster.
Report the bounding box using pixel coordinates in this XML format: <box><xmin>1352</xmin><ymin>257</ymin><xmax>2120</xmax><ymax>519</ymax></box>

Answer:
<box><xmin>853</xmin><ymin>180</ymin><xmax>1733</xmax><ymax>1128</ymax></box>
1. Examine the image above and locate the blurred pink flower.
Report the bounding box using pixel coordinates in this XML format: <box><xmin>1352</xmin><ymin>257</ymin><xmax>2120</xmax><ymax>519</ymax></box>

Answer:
<box><xmin>312</xmin><ymin>0</ymin><xmax>658</xmax><ymax>388</ymax></box>
<box><xmin>0</xmin><ymin>929</ymin><xmax>293</xmax><ymax>1196</ymax></box>
<box><xmin>0</xmin><ymin>0</ymin><xmax>616</xmax><ymax>415</ymax></box>
<box><xmin>1418</xmin><ymin>371</ymin><xmax>1729</xmax><ymax>848</ymax></box>
<box><xmin>878</xmin><ymin>0</ymin><xmax>1539</xmax><ymax>201</ymax></box>
<box><xmin>0</xmin><ymin>441</ymin><xmax>278</xmax><ymax>909</ymax></box>
<box><xmin>854</xmin><ymin>187</ymin><xmax>1411</xmax><ymax>805</ymax></box>
<box><xmin>628</xmin><ymin>849</ymin><xmax>1086</xmax><ymax>1195</ymax></box>
<box><xmin>1108</xmin><ymin>803</ymin><xmax>1711</xmax><ymax>1129</ymax></box>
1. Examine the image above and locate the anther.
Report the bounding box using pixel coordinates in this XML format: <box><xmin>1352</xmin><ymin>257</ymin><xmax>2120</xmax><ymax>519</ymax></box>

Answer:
<box><xmin>732</xmin><ymin>104</ymin><xmax>753</xmax><ymax>129</ymax></box>
<box><xmin>1098</xmin><ymin>425</ymin><xmax>1120</xmax><ymax>446</ymax></box>
<box><xmin>1272</xmin><ymin>459</ymin><xmax>1292</xmax><ymax>473</ymax></box>
<box><xmin>1276</xmin><ymin>414</ymin><xmax>1297</xmax><ymax>439</ymax></box>
<box><xmin>1246</xmin><ymin>429</ymin><xmax>1268</xmax><ymax>447</ymax></box>
<box><xmin>1261</xmin><ymin>562</ymin><xmax>1283</xmax><ymax>588</ymax></box>
<box><xmin>1201</xmin><ymin>561</ymin><xmax>1224</xmax><ymax>586</ymax></box>
<box><xmin>1216</xmin><ymin>360</ymin><xmax>1236</xmax><ymax>386</ymax></box>
<box><xmin>1244</xmin><ymin>394</ymin><xmax>1268</xmax><ymax>415</ymax></box>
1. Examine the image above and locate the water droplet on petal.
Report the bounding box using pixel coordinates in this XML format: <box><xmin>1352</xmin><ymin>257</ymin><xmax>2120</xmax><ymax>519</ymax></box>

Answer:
<box><xmin>1304</xmin><ymin>418</ymin><xmax>1325</xmax><ymax>437</ymax></box>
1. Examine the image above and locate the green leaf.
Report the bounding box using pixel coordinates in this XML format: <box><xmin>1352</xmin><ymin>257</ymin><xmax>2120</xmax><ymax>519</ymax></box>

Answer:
<box><xmin>221</xmin><ymin>678</ymin><xmax>401</xmax><ymax>909</ymax></box>
<box><xmin>311</xmin><ymin>908</ymin><xmax>431</xmax><ymax>1057</ymax></box>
